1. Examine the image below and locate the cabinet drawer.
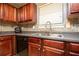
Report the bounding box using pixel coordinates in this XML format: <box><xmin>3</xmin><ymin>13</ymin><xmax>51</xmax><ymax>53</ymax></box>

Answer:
<box><xmin>42</xmin><ymin>46</ymin><xmax>64</xmax><ymax>56</ymax></box>
<box><xmin>28</xmin><ymin>37</ymin><xmax>41</xmax><ymax>44</ymax></box>
<box><xmin>44</xmin><ymin>40</ymin><xmax>64</xmax><ymax>49</ymax></box>
<box><xmin>69</xmin><ymin>52</ymin><xmax>79</xmax><ymax>56</ymax></box>
<box><xmin>70</xmin><ymin>43</ymin><xmax>79</xmax><ymax>53</ymax></box>
<box><xmin>0</xmin><ymin>36</ymin><xmax>11</xmax><ymax>41</ymax></box>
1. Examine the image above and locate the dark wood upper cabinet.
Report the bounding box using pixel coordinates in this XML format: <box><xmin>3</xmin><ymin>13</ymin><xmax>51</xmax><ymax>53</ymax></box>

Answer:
<box><xmin>28</xmin><ymin>3</ymin><xmax>37</xmax><ymax>22</ymax></box>
<box><xmin>18</xmin><ymin>3</ymin><xmax>37</xmax><ymax>23</ymax></box>
<box><xmin>68</xmin><ymin>3</ymin><xmax>79</xmax><ymax>24</ymax></box>
<box><xmin>4</xmin><ymin>4</ymin><xmax>17</xmax><ymax>22</ymax></box>
<box><xmin>18</xmin><ymin>5</ymin><xmax>28</xmax><ymax>22</ymax></box>
<box><xmin>0</xmin><ymin>4</ymin><xmax>4</xmax><ymax>20</ymax></box>
<box><xmin>69</xmin><ymin>3</ymin><xmax>79</xmax><ymax>14</ymax></box>
<box><xmin>0</xmin><ymin>3</ymin><xmax>37</xmax><ymax>24</ymax></box>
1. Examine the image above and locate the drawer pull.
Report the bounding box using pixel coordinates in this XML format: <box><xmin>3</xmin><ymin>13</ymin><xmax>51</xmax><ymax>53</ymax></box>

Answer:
<box><xmin>43</xmin><ymin>49</ymin><xmax>45</xmax><ymax>52</ymax></box>
<box><xmin>38</xmin><ymin>48</ymin><xmax>40</xmax><ymax>50</ymax></box>
<box><xmin>0</xmin><ymin>39</ymin><xmax>4</xmax><ymax>40</ymax></box>
<box><xmin>0</xmin><ymin>42</ymin><xmax>2</xmax><ymax>45</ymax></box>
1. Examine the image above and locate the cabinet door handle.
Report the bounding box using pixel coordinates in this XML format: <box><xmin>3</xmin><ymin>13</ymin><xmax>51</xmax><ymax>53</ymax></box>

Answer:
<box><xmin>0</xmin><ymin>39</ymin><xmax>4</xmax><ymax>40</ymax></box>
<box><xmin>38</xmin><ymin>48</ymin><xmax>40</xmax><ymax>50</ymax></box>
<box><xmin>0</xmin><ymin>42</ymin><xmax>2</xmax><ymax>45</ymax></box>
<box><xmin>43</xmin><ymin>49</ymin><xmax>45</xmax><ymax>52</ymax></box>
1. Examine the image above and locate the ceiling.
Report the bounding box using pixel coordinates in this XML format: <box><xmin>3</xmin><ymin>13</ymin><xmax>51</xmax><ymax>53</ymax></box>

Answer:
<box><xmin>9</xmin><ymin>3</ymin><xmax>46</xmax><ymax>8</ymax></box>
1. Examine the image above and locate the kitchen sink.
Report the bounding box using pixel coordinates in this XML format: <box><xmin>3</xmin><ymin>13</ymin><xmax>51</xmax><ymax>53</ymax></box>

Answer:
<box><xmin>48</xmin><ymin>34</ymin><xmax>64</xmax><ymax>38</ymax></box>
<box><xmin>31</xmin><ymin>33</ymin><xmax>64</xmax><ymax>39</ymax></box>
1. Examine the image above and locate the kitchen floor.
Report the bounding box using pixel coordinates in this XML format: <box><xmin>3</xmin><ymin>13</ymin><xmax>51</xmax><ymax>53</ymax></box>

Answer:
<box><xmin>16</xmin><ymin>48</ymin><xmax>28</xmax><ymax>56</ymax></box>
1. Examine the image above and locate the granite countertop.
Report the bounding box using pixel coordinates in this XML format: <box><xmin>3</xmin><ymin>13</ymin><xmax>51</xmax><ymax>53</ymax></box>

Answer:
<box><xmin>0</xmin><ymin>32</ymin><xmax>79</xmax><ymax>43</ymax></box>
<box><xmin>16</xmin><ymin>33</ymin><xmax>79</xmax><ymax>43</ymax></box>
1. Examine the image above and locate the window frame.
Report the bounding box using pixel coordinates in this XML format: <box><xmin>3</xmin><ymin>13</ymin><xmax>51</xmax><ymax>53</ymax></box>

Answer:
<box><xmin>37</xmin><ymin>3</ymin><xmax>68</xmax><ymax>28</ymax></box>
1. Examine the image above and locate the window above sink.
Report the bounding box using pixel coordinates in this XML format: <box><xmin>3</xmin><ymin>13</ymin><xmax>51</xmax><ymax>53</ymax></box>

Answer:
<box><xmin>37</xmin><ymin>3</ymin><xmax>68</xmax><ymax>28</ymax></box>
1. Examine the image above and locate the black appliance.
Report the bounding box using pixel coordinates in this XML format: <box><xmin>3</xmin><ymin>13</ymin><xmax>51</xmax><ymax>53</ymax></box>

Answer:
<box><xmin>15</xmin><ymin>26</ymin><xmax>22</xmax><ymax>33</ymax></box>
<box><xmin>16</xmin><ymin>36</ymin><xmax>28</xmax><ymax>53</ymax></box>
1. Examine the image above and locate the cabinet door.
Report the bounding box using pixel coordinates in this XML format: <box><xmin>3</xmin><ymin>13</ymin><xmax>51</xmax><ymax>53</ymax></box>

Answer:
<box><xmin>70</xmin><ymin>3</ymin><xmax>79</xmax><ymax>13</ymax></box>
<box><xmin>18</xmin><ymin>3</ymin><xmax>37</xmax><ymax>23</ymax></box>
<box><xmin>11</xmin><ymin>6</ymin><xmax>17</xmax><ymax>22</ymax></box>
<box><xmin>0</xmin><ymin>3</ymin><xmax>4</xmax><ymax>20</ymax></box>
<box><xmin>69</xmin><ymin>43</ymin><xmax>79</xmax><ymax>56</ymax></box>
<box><xmin>18</xmin><ymin>5</ymin><xmax>28</xmax><ymax>22</ymax></box>
<box><xmin>4</xmin><ymin>4</ymin><xmax>17</xmax><ymax>22</ymax></box>
<box><xmin>28</xmin><ymin>42</ymin><xmax>41</xmax><ymax>56</ymax></box>
<box><xmin>28</xmin><ymin>3</ymin><xmax>37</xmax><ymax>23</ymax></box>
<box><xmin>42</xmin><ymin>46</ymin><xmax>64</xmax><ymax>56</ymax></box>
<box><xmin>0</xmin><ymin>37</ymin><xmax>12</xmax><ymax>56</ymax></box>
<box><xmin>3</xmin><ymin>4</ymin><xmax>8</xmax><ymax>21</ymax></box>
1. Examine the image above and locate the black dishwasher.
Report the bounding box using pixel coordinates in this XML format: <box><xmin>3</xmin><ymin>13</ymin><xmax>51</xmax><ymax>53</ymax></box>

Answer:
<box><xmin>16</xmin><ymin>36</ymin><xmax>28</xmax><ymax>53</ymax></box>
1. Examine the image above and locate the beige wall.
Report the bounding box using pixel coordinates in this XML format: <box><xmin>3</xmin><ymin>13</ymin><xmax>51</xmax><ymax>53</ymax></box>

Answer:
<box><xmin>0</xmin><ymin>23</ymin><xmax>15</xmax><ymax>32</ymax></box>
<box><xmin>1</xmin><ymin>25</ymin><xmax>14</xmax><ymax>31</ymax></box>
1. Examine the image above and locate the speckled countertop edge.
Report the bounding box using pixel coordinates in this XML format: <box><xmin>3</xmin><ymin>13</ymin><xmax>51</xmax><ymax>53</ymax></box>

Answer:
<box><xmin>0</xmin><ymin>32</ymin><xmax>79</xmax><ymax>43</ymax></box>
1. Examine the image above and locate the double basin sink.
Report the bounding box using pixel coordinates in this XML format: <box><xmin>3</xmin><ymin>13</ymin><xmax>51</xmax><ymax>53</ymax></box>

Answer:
<box><xmin>31</xmin><ymin>33</ymin><xmax>64</xmax><ymax>39</ymax></box>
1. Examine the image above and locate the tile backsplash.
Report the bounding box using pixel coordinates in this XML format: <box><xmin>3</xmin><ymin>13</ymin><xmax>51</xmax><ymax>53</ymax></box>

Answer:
<box><xmin>0</xmin><ymin>23</ymin><xmax>15</xmax><ymax>32</ymax></box>
<box><xmin>0</xmin><ymin>20</ymin><xmax>79</xmax><ymax>32</ymax></box>
<box><xmin>21</xmin><ymin>21</ymin><xmax>79</xmax><ymax>32</ymax></box>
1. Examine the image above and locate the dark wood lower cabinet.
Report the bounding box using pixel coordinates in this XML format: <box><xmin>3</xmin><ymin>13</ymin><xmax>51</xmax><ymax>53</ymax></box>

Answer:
<box><xmin>28</xmin><ymin>42</ymin><xmax>41</xmax><ymax>56</ymax></box>
<box><xmin>69</xmin><ymin>43</ymin><xmax>79</xmax><ymax>56</ymax></box>
<box><xmin>42</xmin><ymin>46</ymin><xmax>64</xmax><ymax>56</ymax></box>
<box><xmin>0</xmin><ymin>36</ymin><xmax>16</xmax><ymax>56</ymax></box>
<box><xmin>28</xmin><ymin>37</ymin><xmax>64</xmax><ymax>56</ymax></box>
<box><xmin>0</xmin><ymin>36</ymin><xmax>79</xmax><ymax>56</ymax></box>
<box><xmin>0</xmin><ymin>38</ymin><xmax>12</xmax><ymax>56</ymax></box>
<box><xmin>28</xmin><ymin>37</ymin><xmax>79</xmax><ymax>56</ymax></box>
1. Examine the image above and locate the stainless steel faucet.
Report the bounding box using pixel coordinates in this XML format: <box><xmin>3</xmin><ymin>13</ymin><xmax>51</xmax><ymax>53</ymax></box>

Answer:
<box><xmin>45</xmin><ymin>21</ymin><xmax>52</xmax><ymax>33</ymax></box>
